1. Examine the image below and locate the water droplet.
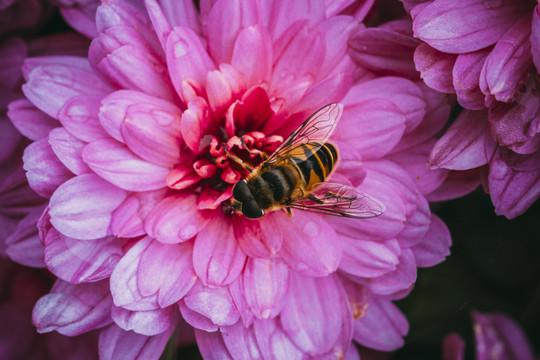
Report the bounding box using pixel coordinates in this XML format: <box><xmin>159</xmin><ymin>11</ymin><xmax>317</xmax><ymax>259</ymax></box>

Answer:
<box><xmin>173</xmin><ymin>39</ymin><xmax>189</xmax><ymax>58</ymax></box>
<box><xmin>178</xmin><ymin>224</ymin><xmax>197</xmax><ymax>241</ymax></box>
<box><xmin>303</xmin><ymin>221</ymin><xmax>319</xmax><ymax>237</ymax></box>
<box><xmin>482</xmin><ymin>0</ymin><xmax>503</xmax><ymax>10</ymax></box>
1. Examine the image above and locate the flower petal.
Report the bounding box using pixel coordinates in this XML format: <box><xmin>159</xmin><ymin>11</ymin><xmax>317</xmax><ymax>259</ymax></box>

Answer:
<box><xmin>56</xmin><ymin>95</ymin><xmax>109</xmax><ymax>142</ymax></box>
<box><xmin>531</xmin><ymin>5</ymin><xmax>540</xmax><ymax>71</ymax></box>
<box><xmin>429</xmin><ymin>110</ymin><xmax>489</xmax><ymax>170</ymax></box>
<box><xmin>243</xmin><ymin>257</ymin><xmax>289</xmax><ymax>320</ymax></box>
<box><xmin>7</xmin><ymin>98</ymin><xmax>59</xmax><ymax>141</ymax></box>
<box><xmin>231</xmin><ymin>25</ymin><xmax>272</xmax><ymax>87</ymax></box>
<box><xmin>98</xmin><ymin>322</ymin><xmax>176</xmax><ymax>360</ymax></box>
<box><xmin>83</xmin><ymin>139</ymin><xmax>169</xmax><ymax>192</ymax></box>
<box><xmin>195</xmin><ymin>328</ymin><xmax>233</xmax><ymax>359</ymax></box>
<box><xmin>144</xmin><ymin>194</ymin><xmax>210</xmax><ymax>244</ymax></box>
<box><xmin>411</xmin><ymin>214</ymin><xmax>451</xmax><ymax>267</ymax></box>
<box><xmin>111</xmin><ymin>305</ymin><xmax>177</xmax><ymax>336</ymax></box>
<box><xmin>193</xmin><ymin>212</ymin><xmax>246</xmax><ymax>286</ymax></box>
<box><xmin>353</xmin><ymin>297</ymin><xmax>408</xmax><ymax>351</ymax></box>
<box><xmin>414</xmin><ymin>42</ymin><xmax>457</xmax><ymax>93</ymax></box>
<box><xmin>279</xmin><ymin>211</ymin><xmax>341</xmax><ymax>277</ymax></box>
<box><xmin>221</xmin><ymin>321</ymin><xmax>262</xmax><ymax>359</ymax></box>
<box><xmin>49</xmin><ymin>173</ymin><xmax>127</xmax><ymax>240</ymax></box>
<box><xmin>280</xmin><ymin>273</ymin><xmax>347</xmax><ymax>355</ymax></box>
<box><xmin>453</xmin><ymin>48</ymin><xmax>491</xmax><ymax>110</ymax></box>
<box><xmin>412</xmin><ymin>0</ymin><xmax>531</xmax><ymax>53</ymax></box>
<box><xmin>23</xmin><ymin>138</ymin><xmax>73</xmax><ymax>198</ymax></box>
<box><xmin>233</xmin><ymin>212</ymin><xmax>283</xmax><ymax>258</ymax></box>
<box><xmin>33</xmin><ymin>279</ymin><xmax>113</xmax><ymax>336</ymax></box>
<box><xmin>43</xmin><ymin>228</ymin><xmax>122</xmax><ymax>283</ymax></box>
<box><xmin>339</xmin><ymin>238</ymin><xmax>400</xmax><ymax>278</ymax></box>
<box><xmin>253</xmin><ymin>319</ymin><xmax>304</xmax><ymax>360</ymax></box>
<box><xmin>5</xmin><ymin>206</ymin><xmax>45</xmax><ymax>268</ymax></box>
<box><xmin>366</xmin><ymin>248</ymin><xmax>417</xmax><ymax>295</ymax></box>
<box><xmin>48</xmin><ymin>127</ymin><xmax>91</xmax><ymax>175</ymax></box>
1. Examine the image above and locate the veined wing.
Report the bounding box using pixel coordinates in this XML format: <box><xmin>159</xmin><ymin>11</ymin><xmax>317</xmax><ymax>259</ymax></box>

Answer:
<box><xmin>288</xmin><ymin>182</ymin><xmax>385</xmax><ymax>219</ymax></box>
<box><xmin>266</xmin><ymin>103</ymin><xmax>343</xmax><ymax>164</ymax></box>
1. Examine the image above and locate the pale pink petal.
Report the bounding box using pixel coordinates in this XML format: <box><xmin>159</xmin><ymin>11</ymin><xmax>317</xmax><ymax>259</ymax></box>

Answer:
<box><xmin>318</xmin><ymin>16</ymin><xmax>359</xmax><ymax>79</ymax></box>
<box><xmin>7</xmin><ymin>98</ymin><xmax>59</xmax><ymax>141</ymax></box>
<box><xmin>137</xmin><ymin>240</ymin><xmax>197</xmax><ymax>307</ymax></box>
<box><xmin>339</xmin><ymin>238</ymin><xmax>400</xmax><ymax>278</ymax></box>
<box><xmin>227</xmin><ymin>277</ymin><xmax>255</xmax><ymax>327</ymax></box>
<box><xmin>353</xmin><ymin>297</ymin><xmax>408</xmax><ymax>351</ymax></box>
<box><xmin>279</xmin><ymin>211</ymin><xmax>341</xmax><ymax>277</ymax></box>
<box><xmin>144</xmin><ymin>0</ymin><xmax>173</xmax><ymax>50</ymax></box>
<box><xmin>233</xmin><ymin>212</ymin><xmax>283</xmax><ymax>258</ymax></box>
<box><xmin>181</xmin><ymin>282</ymin><xmax>240</xmax><ymax>329</ymax></box>
<box><xmin>488</xmin><ymin>149</ymin><xmax>540</xmax><ymax>219</ymax></box>
<box><xmin>22</xmin><ymin>57</ymin><xmax>111</xmax><ymax>118</ymax></box>
<box><xmin>337</xmin><ymin>99</ymin><xmax>406</xmax><ymax>160</ymax></box>
<box><xmin>48</xmin><ymin>127</ymin><xmax>92</xmax><ymax>175</ymax></box>
<box><xmin>111</xmin><ymin>305</ymin><xmax>177</xmax><ymax>336</ymax></box>
<box><xmin>412</xmin><ymin>0</ymin><xmax>532</xmax><ymax>53</ymax></box>
<box><xmin>5</xmin><ymin>206</ymin><xmax>45</xmax><ymax>267</ymax></box>
<box><xmin>411</xmin><ymin>214</ymin><xmax>451</xmax><ymax>267</ymax></box>
<box><xmin>193</xmin><ymin>213</ymin><xmax>246</xmax><ymax>286</ymax></box>
<box><xmin>49</xmin><ymin>174</ymin><xmax>127</xmax><ymax>240</ymax></box>
<box><xmin>414</xmin><ymin>42</ymin><xmax>457</xmax><ymax>93</ymax></box>
<box><xmin>253</xmin><ymin>319</ymin><xmax>304</xmax><ymax>360</ymax></box>
<box><xmin>96</xmin><ymin>45</ymin><xmax>176</xmax><ymax>102</ymax></box>
<box><xmin>110</xmin><ymin>237</ymin><xmax>160</xmax><ymax>311</ymax></box>
<box><xmin>298</xmin><ymin>73</ymin><xmax>353</xmax><ymax>112</ymax></box>
<box><xmin>430</xmin><ymin>110</ymin><xmax>489</xmax><ymax>170</ymax></box>
<box><xmin>166</xmin><ymin>26</ymin><xmax>216</xmax><ymax>102</ymax></box>
<box><xmin>480</xmin><ymin>14</ymin><xmax>533</xmax><ymax>103</ymax></box>
<box><xmin>158</xmin><ymin>0</ymin><xmax>200</xmax><ymax>33</ymax></box>
<box><xmin>396</xmin><ymin>195</ymin><xmax>431</xmax><ymax>247</ymax></box>
<box><xmin>99</xmin><ymin>322</ymin><xmax>176</xmax><ymax>360</ymax></box>
<box><xmin>350</xmin><ymin>25</ymin><xmax>420</xmax><ymax>79</ymax></box>
<box><xmin>144</xmin><ymin>194</ymin><xmax>210</xmax><ymax>244</ymax></box>
<box><xmin>206</xmin><ymin>0</ymin><xmax>261</xmax><ymax>64</ymax></box>
<box><xmin>264</xmin><ymin>0</ymin><xmax>326</xmax><ymax>41</ymax></box>
<box><xmin>243</xmin><ymin>257</ymin><xmax>289</xmax><ymax>320</ymax></box>
<box><xmin>388</xmin><ymin>139</ymin><xmax>449</xmax><ymax>195</ymax></box>
<box><xmin>179</xmin><ymin>302</ymin><xmax>219</xmax><ymax>332</ymax></box>
<box><xmin>366</xmin><ymin>248</ymin><xmax>417</xmax><ymax>295</ymax></box>
<box><xmin>195</xmin><ymin>329</ymin><xmax>233</xmax><ymax>360</ymax></box>
<box><xmin>43</xmin><ymin>228</ymin><xmax>122</xmax><ymax>283</ymax></box>
<box><xmin>342</xmin><ymin>77</ymin><xmax>427</xmax><ymax>134</ymax></box>
<box><xmin>109</xmin><ymin>194</ymin><xmax>146</xmax><ymax>238</ymax></box>
<box><xmin>23</xmin><ymin>138</ymin><xmax>73</xmax><ymax>198</ymax></box>
<box><xmin>56</xmin><ymin>95</ymin><xmax>110</xmax><ymax>143</ymax></box>
<box><xmin>82</xmin><ymin>139</ymin><xmax>169</xmax><ymax>192</ymax></box>
<box><xmin>453</xmin><ymin>48</ymin><xmax>491</xmax><ymax>110</ymax></box>
<box><xmin>281</xmin><ymin>273</ymin><xmax>348</xmax><ymax>355</ymax></box>
<box><xmin>231</xmin><ymin>25</ymin><xmax>272</xmax><ymax>87</ymax></box>
<box><xmin>181</xmin><ymin>97</ymin><xmax>214</xmax><ymax>154</ymax></box>
<box><xmin>221</xmin><ymin>321</ymin><xmax>262</xmax><ymax>359</ymax></box>
<box><xmin>33</xmin><ymin>279</ymin><xmax>113</xmax><ymax>336</ymax></box>
<box><xmin>443</xmin><ymin>333</ymin><xmax>465</xmax><ymax>360</ymax></box>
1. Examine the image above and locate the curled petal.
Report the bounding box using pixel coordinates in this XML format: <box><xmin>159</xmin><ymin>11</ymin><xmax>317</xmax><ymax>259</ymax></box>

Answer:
<box><xmin>411</xmin><ymin>214</ymin><xmax>451</xmax><ymax>267</ymax></box>
<box><xmin>49</xmin><ymin>127</ymin><xmax>91</xmax><ymax>175</ymax></box>
<box><xmin>414</xmin><ymin>43</ymin><xmax>457</xmax><ymax>93</ymax></box>
<box><xmin>83</xmin><ymin>139</ymin><xmax>169</xmax><ymax>192</ymax></box>
<box><xmin>253</xmin><ymin>319</ymin><xmax>304</xmax><ymax>360</ymax></box>
<box><xmin>7</xmin><ymin>98</ymin><xmax>59</xmax><ymax>141</ymax></box>
<box><xmin>339</xmin><ymin>238</ymin><xmax>400</xmax><ymax>278</ymax></box>
<box><xmin>33</xmin><ymin>279</ymin><xmax>113</xmax><ymax>336</ymax></box>
<box><xmin>5</xmin><ymin>206</ymin><xmax>46</xmax><ymax>268</ymax></box>
<box><xmin>195</xmin><ymin>329</ymin><xmax>233</xmax><ymax>360</ymax></box>
<box><xmin>453</xmin><ymin>48</ymin><xmax>491</xmax><ymax>110</ymax></box>
<box><xmin>49</xmin><ymin>174</ymin><xmax>127</xmax><ymax>240</ymax></box>
<box><xmin>111</xmin><ymin>305</ymin><xmax>177</xmax><ymax>336</ymax></box>
<box><xmin>233</xmin><ymin>212</ymin><xmax>283</xmax><ymax>258</ymax></box>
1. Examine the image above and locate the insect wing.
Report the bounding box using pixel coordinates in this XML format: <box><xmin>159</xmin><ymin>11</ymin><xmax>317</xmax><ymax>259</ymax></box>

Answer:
<box><xmin>289</xmin><ymin>182</ymin><xmax>385</xmax><ymax>219</ymax></box>
<box><xmin>266</xmin><ymin>103</ymin><xmax>343</xmax><ymax>163</ymax></box>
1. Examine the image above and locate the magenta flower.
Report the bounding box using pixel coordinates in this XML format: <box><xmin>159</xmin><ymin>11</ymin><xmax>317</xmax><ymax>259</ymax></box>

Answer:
<box><xmin>442</xmin><ymin>311</ymin><xmax>536</xmax><ymax>360</ymax></box>
<box><xmin>401</xmin><ymin>0</ymin><xmax>540</xmax><ymax>218</ymax></box>
<box><xmin>8</xmin><ymin>0</ymin><xmax>454</xmax><ymax>358</ymax></box>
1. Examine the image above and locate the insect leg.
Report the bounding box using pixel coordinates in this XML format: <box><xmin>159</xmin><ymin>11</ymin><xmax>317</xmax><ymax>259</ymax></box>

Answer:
<box><xmin>223</xmin><ymin>144</ymin><xmax>253</xmax><ymax>172</ymax></box>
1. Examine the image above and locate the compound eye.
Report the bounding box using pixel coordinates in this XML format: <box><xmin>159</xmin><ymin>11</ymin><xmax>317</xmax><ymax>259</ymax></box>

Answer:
<box><xmin>242</xmin><ymin>199</ymin><xmax>264</xmax><ymax>219</ymax></box>
<box><xmin>232</xmin><ymin>180</ymin><xmax>252</xmax><ymax>202</ymax></box>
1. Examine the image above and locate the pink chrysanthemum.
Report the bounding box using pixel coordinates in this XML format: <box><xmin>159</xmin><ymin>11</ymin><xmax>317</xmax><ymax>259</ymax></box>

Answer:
<box><xmin>401</xmin><ymin>0</ymin><xmax>540</xmax><ymax>218</ymax></box>
<box><xmin>442</xmin><ymin>311</ymin><xmax>536</xmax><ymax>360</ymax></box>
<box><xmin>8</xmin><ymin>0</ymin><xmax>455</xmax><ymax>358</ymax></box>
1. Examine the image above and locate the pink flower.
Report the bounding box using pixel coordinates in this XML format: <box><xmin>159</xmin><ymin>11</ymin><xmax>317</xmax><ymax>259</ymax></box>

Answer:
<box><xmin>442</xmin><ymin>311</ymin><xmax>536</xmax><ymax>360</ymax></box>
<box><xmin>401</xmin><ymin>0</ymin><xmax>540</xmax><ymax>218</ymax></box>
<box><xmin>9</xmin><ymin>0</ymin><xmax>454</xmax><ymax>358</ymax></box>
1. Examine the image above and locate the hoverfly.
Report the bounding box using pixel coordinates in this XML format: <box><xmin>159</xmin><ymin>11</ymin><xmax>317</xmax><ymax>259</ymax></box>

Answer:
<box><xmin>230</xmin><ymin>103</ymin><xmax>385</xmax><ymax>219</ymax></box>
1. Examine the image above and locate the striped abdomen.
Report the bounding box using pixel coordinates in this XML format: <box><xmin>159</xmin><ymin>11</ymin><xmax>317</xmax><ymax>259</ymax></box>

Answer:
<box><xmin>246</xmin><ymin>142</ymin><xmax>338</xmax><ymax>210</ymax></box>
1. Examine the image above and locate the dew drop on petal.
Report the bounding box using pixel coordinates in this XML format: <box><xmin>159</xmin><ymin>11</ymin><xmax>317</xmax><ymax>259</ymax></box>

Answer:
<box><xmin>174</xmin><ymin>39</ymin><xmax>189</xmax><ymax>58</ymax></box>
<box><xmin>178</xmin><ymin>224</ymin><xmax>197</xmax><ymax>241</ymax></box>
<box><xmin>303</xmin><ymin>221</ymin><xmax>320</xmax><ymax>237</ymax></box>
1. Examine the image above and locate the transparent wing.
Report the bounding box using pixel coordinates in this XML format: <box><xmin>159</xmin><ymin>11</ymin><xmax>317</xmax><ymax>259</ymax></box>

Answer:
<box><xmin>266</xmin><ymin>103</ymin><xmax>343</xmax><ymax>163</ymax></box>
<box><xmin>288</xmin><ymin>182</ymin><xmax>385</xmax><ymax>219</ymax></box>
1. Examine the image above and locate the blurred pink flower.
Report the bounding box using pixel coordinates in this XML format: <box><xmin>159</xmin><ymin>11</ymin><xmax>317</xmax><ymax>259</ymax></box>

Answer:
<box><xmin>442</xmin><ymin>311</ymin><xmax>536</xmax><ymax>360</ymax></box>
<box><xmin>8</xmin><ymin>0</ymin><xmax>455</xmax><ymax>358</ymax></box>
<box><xmin>401</xmin><ymin>0</ymin><xmax>540</xmax><ymax>218</ymax></box>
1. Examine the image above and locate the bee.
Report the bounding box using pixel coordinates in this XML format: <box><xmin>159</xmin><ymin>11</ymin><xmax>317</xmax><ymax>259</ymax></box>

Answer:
<box><xmin>230</xmin><ymin>103</ymin><xmax>385</xmax><ymax>219</ymax></box>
